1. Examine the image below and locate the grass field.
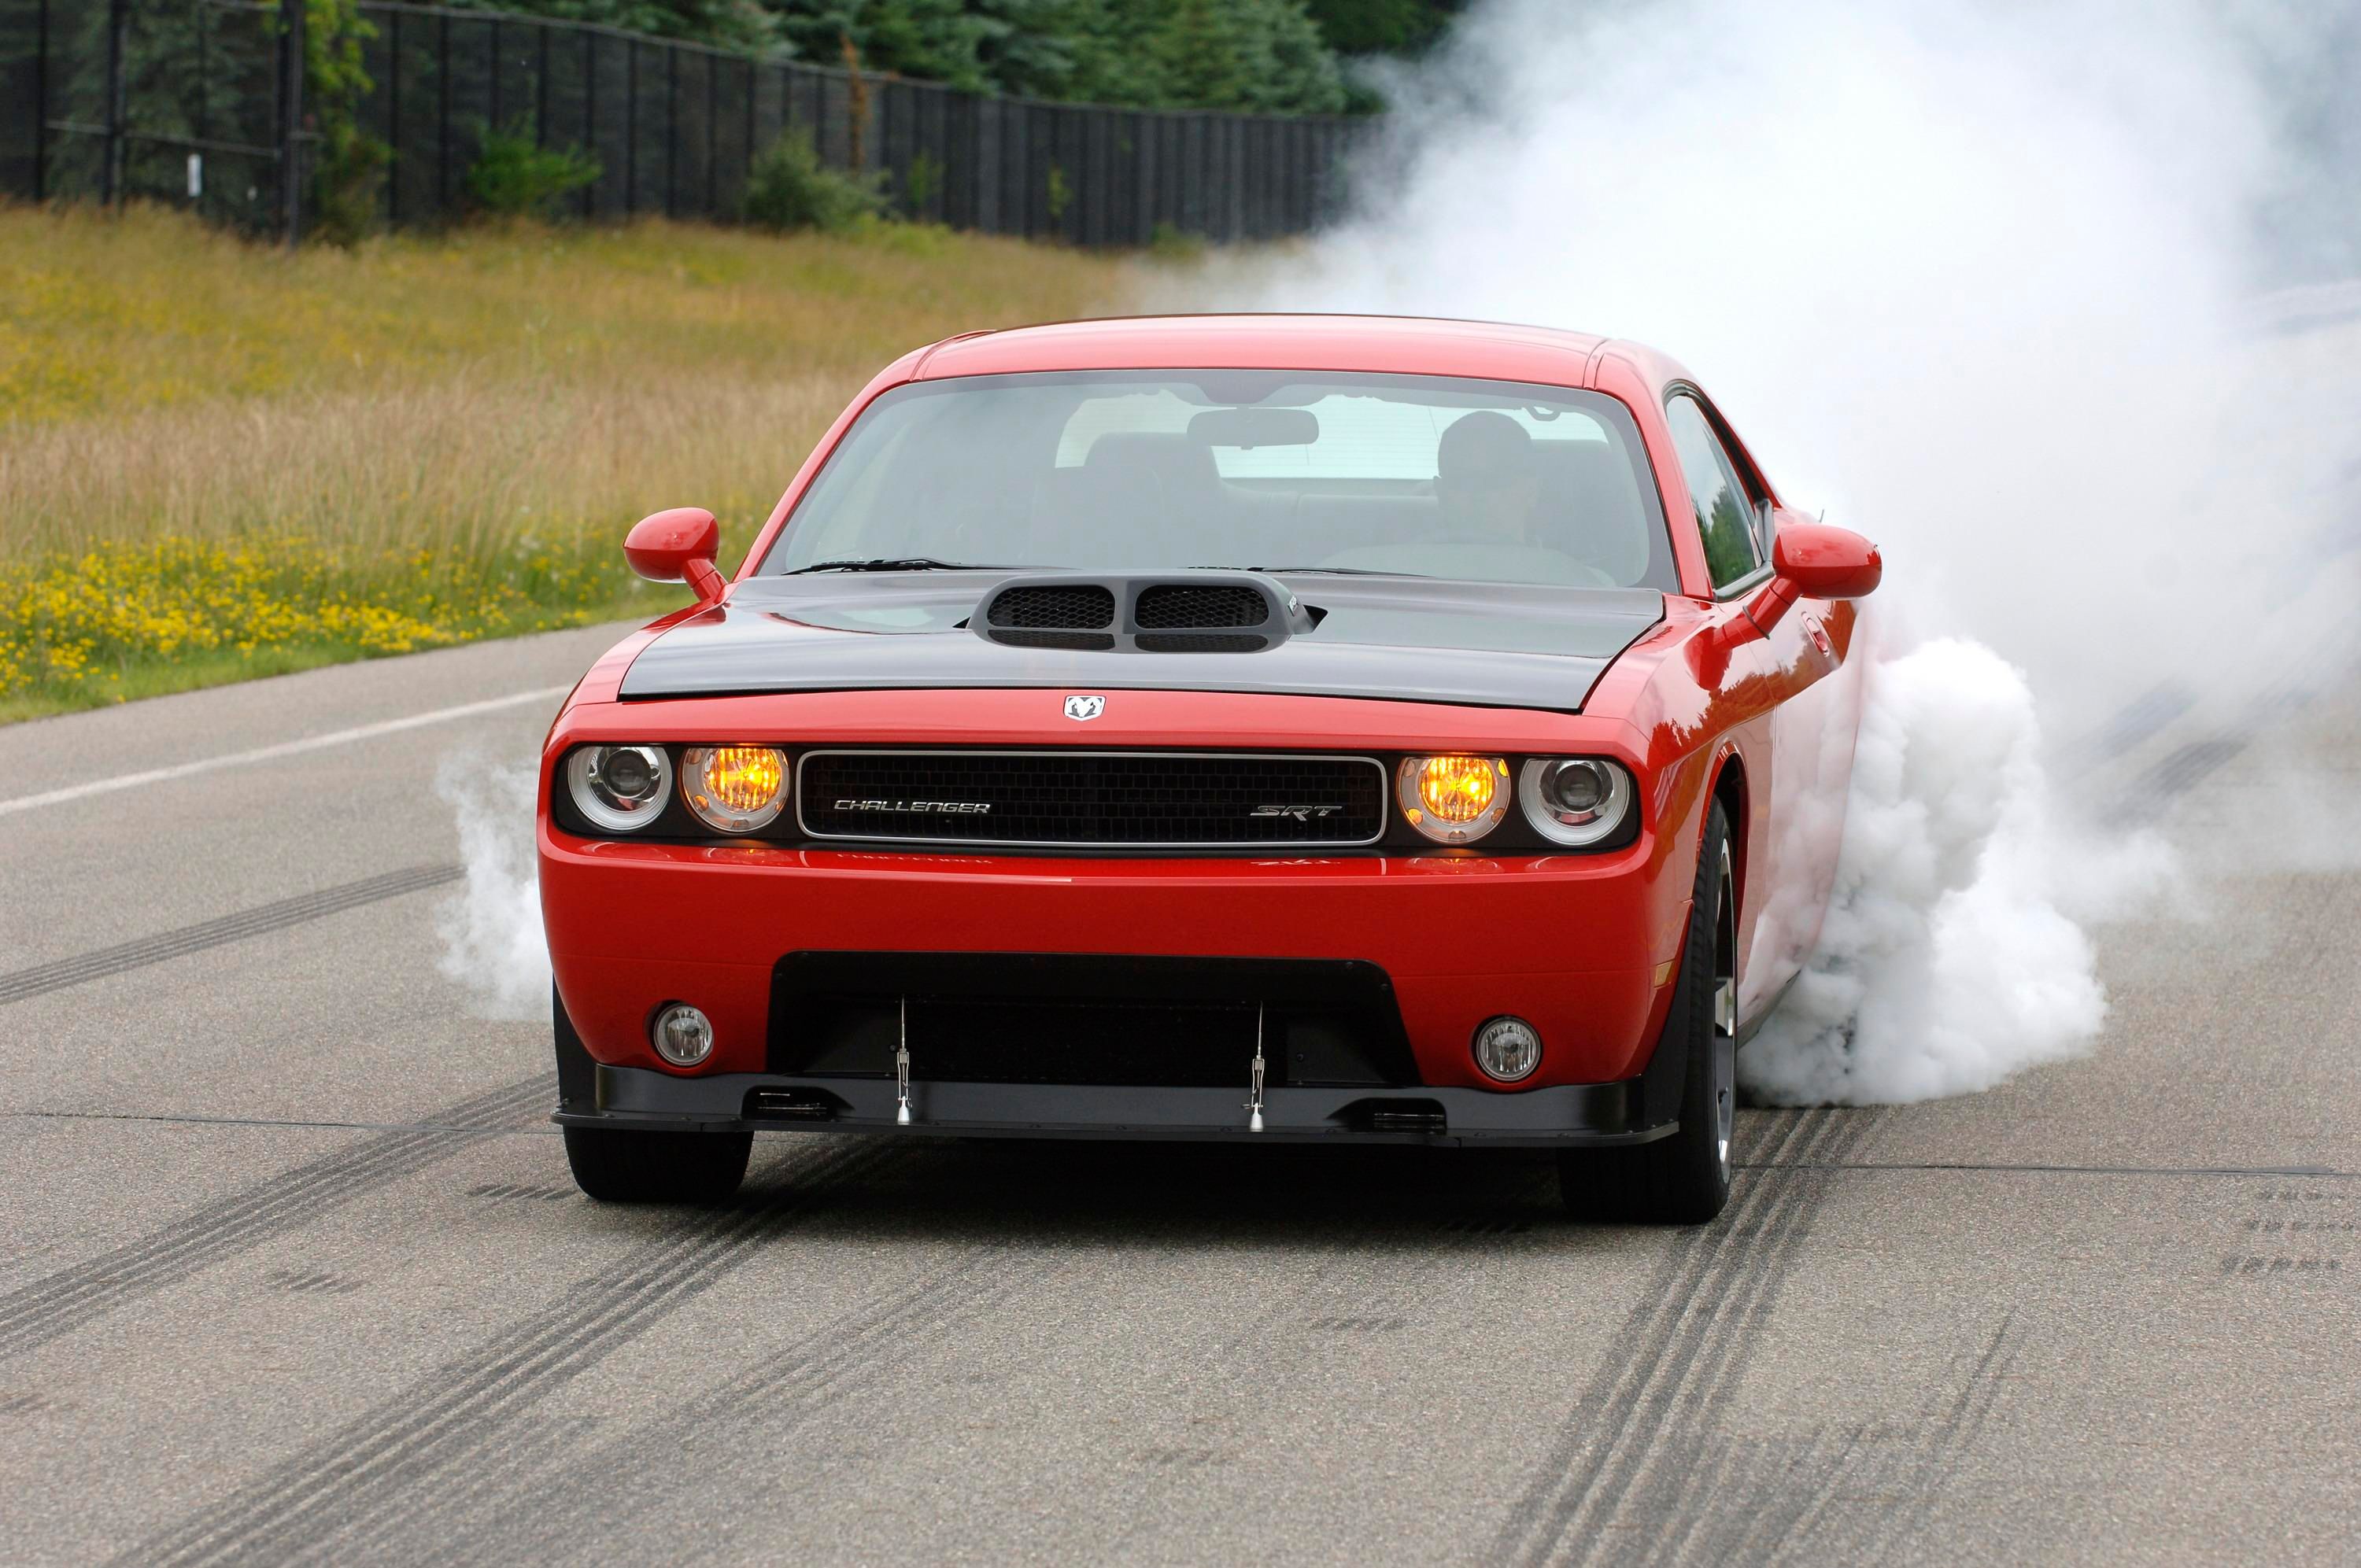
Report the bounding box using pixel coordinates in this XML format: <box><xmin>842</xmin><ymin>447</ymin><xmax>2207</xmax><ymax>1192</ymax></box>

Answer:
<box><xmin>0</xmin><ymin>203</ymin><xmax>1147</xmax><ymax>722</ymax></box>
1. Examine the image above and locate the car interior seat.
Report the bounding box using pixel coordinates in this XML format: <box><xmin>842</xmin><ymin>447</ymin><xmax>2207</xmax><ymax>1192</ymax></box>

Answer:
<box><xmin>1531</xmin><ymin>441</ymin><xmax>1652</xmax><ymax>586</ymax></box>
<box><xmin>1029</xmin><ymin>433</ymin><xmax>1229</xmax><ymax>568</ymax></box>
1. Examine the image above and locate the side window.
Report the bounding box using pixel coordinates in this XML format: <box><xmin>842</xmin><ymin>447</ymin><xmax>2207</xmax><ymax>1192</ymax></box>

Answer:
<box><xmin>1665</xmin><ymin>394</ymin><xmax>1761</xmax><ymax>590</ymax></box>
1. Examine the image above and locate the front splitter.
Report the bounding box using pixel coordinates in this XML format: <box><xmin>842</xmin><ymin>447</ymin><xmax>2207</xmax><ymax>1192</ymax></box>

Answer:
<box><xmin>556</xmin><ymin>1064</ymin><xmax>1677</xmax><ymax>1149</ymax></box>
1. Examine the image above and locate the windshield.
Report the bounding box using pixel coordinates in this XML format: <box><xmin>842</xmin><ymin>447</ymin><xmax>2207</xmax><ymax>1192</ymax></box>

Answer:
<box><xmin>759</xmin><ymin>371</ymin><xmax>1677</xmax><ymax>590</ymax></box>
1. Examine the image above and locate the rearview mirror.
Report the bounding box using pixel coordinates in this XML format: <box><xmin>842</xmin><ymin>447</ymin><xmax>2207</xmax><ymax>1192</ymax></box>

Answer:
<box><xmin>1772</xmin><ymin>521</ymin><xmax>1881</xmax><ymax>600</ymax></box>
<box><xmin>1188</xmin><ymin>408</ymin><xmax>1319</xmax><ymax>448</ymax></box>
<box><xmin>625</xmin><ymin>507</ymin><xmax>726</xmax><ymax>603</ymax></box>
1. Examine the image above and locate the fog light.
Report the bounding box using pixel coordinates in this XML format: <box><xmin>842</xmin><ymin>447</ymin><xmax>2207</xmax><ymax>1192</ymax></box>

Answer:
<box><xmin>652</xmin><ymin>1002</ymin><xmax>714</xmax><ymax>1068</ymax></box>
<box><xmin>1472</xmin><ymin>1016</ymin><xmax>1542</xmax><ymax>1083</ymax></box>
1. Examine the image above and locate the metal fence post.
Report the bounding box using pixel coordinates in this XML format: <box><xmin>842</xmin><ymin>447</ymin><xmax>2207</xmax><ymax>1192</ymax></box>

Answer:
<box><xmin>33</xmin><ymin>0</ymin><xmax>48</xmax><ymax>202</ymax></box>
<box><xmin>280</xmin><ymin>0</ymin><xmax>304</xmax><ymax>245</ymax></box>
<box><xmin>386</xmin><ymin>7</ymin><xmax>401</xmax><ymax>223</ymax></box>
<box><xmin>102</xmin><ymin>0</ymin><xmax>127</xmax><ymax>205</ymax></box>
<box><xmin>582</xmin><ymin>31</ymin><xmax>597</xmax><ymax>220</ymax></box>
<box><xmin>438</xmin><ymin>10</ymin><xmax>451</xmax><ymax>212</ymax></box>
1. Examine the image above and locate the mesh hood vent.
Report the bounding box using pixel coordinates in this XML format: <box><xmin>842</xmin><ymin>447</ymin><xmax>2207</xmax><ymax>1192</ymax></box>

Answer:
<box><xmin>986</xmin><ymin>584</ymin><xmax>1116</xmax><ymax>630</ymax></box>
<box><xmin>1135</xmin><ymin>585</ymin><xmax>1269</xmax><ymax>629</ymax></box>
<box><xmin>973</xmin><ymin>573</ymin><xmax>1306</xmax><ymax>655</ymax></box>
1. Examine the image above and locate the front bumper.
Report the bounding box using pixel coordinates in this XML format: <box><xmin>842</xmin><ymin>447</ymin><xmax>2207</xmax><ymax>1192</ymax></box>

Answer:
<box><xmin>560</xmin><ymin>1062</ymin><xmax>1675</xmax><ymax>1148</ymax></box>
<box><xmin>541</xmin><ymin>832</ymin><xmax>1694</xmax><ymax>1091</ymax></box>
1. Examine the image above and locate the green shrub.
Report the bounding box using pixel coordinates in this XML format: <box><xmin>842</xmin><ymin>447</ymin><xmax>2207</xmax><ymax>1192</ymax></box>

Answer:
<box><xmin>905</xmin><ymin>150</ymin><xmax>944</xmax><ymax>215</ymax></box>
<box><xmin>1148</xmin><ymin>220</ymin><xmax>1206</xmax><ymax>262</ymax></box>
<box><xmin>464</xmin><ymin>120</ymin><xmax>600</xmax><ymax>219</ymax></box>
<box><xmin>741</xmin><ymin>131</ymin><xmax>889</xmax><ymax>234</ymax></box>
<box><xmin>303</xmin><ymin>0</ymin><xmax>391</xmax><ymax>245</ymax></box>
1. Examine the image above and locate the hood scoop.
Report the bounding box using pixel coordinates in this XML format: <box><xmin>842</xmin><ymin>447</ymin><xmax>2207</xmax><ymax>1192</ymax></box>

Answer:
<box><xmin>974</xmin><ymin>573</ymin><xmax>1313</xmax><ymax>655</ymax></box>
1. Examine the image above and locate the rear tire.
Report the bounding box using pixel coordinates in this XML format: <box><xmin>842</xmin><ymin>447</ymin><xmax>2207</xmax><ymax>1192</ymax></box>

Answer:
<box><xmin>1558</xmin><ymin>800</ymin><xmax>1737</xmax><ymax>1225</ymax></box>
<box><xmin>563</xmin><ymin>1125</ymin><xmax>752</xmax><ymax>1205</ymax></box>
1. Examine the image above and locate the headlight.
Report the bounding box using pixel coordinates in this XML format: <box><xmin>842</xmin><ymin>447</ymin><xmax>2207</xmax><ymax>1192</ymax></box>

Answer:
<box><xmin>1519</xmin><ymin>758</ymin><xmax>1634</xmax><ymax>847</ymax></box>
<box><xmin>682</xmin><ymin>745</ymin><xmax>789</xmax><ymax>833</ymax></box>
<box><xmin>1398</xmin><ymin>754</ymin><xmax>1511</xmax><ymax>844</ymax></box>
<box><xmin>566</xmin><ymin>745</ymin><xmax>673</xmax><ymax>832</ymax></box>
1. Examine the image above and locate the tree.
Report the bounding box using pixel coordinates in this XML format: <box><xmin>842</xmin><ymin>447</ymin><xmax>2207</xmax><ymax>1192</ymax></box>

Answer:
<box><xmin>1302</xmin><ymin>0</ymin><xmax>1460</xmax><ymax>57</ymax></box>
<box><xmin>443</xmin><ymin>0</ymin><xmax>1365</xmax><ymax>114</ymax></box>
<box><xmin>440</xmin><ymin>0</ymin><xmax>783</xmax><ymax>54</ymax></box>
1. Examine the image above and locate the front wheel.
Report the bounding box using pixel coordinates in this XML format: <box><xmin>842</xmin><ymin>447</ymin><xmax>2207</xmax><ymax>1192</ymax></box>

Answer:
<box><xmin>1557</xmin><ymin>799</ymin><xmax>1737</xmax><ymax>1224</ymax></box>
<box><xmin>563</xmin><ymin>1125</ymin><xmax>752</xmax><ymax>1205</ymax></box>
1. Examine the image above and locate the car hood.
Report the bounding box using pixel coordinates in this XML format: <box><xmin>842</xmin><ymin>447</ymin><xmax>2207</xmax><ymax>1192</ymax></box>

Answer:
<box><xmin>618</xmin><ymin>573</ymin><xmax>1663</xmax><ymax>714</ymax></box>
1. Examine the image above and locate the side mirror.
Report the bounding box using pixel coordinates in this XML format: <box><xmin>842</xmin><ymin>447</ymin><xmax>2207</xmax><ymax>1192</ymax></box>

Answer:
<box><xmin>1772</xmin><ymin>521</ymin><xmax>1882</xmax><ymax>600</ymax></box>
<box><xmin>1739</xmin><ymin>518</ymin><xmax>1880</xmax><ymax>637</ymax></box>
<box><xmin>625</xmin><ymin>507</ymin><xmax>726</xmax><ymax>604</ymax></box>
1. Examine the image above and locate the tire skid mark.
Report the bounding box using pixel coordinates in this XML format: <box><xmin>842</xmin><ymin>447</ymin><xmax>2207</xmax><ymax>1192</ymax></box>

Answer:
<box><xmin>1699</xmin><ymin>1312</ymin><xmax>2023</xmax><ymax>1566</ymax></box>
<box><xmin>0</xmin><ymin>1074</ymin><xmax>553</xmax><ymax>1363</ymax></box>
<box><xmin>1716</xmin><ymin>1422</ymin><xmax>1883</xmax><ymax>1566</ymax></box>
<box><xmin>0</xmin><ymin>865</ymin><xmax>462</xmax><ymax>1007</ymax></box>
<box><xmin>1093</xmin><ymin>1221</ymin><xmax>1476</xmax><ymax>1564</ymax></box>
<box><xmin>1573</xmin><ymin>1206</ymin><xmax>2017</xmax><ymax>1567</ymax></box>
<box><xmin>1598</xmin><ymin>1124</ymin><xmax>1861</xmax><ymax>1563</ymax></box>
<box><xmin>1584</xmin><ymin>1112</ymin><xmax>1880</xmax><ymax>1566</ymax></box>
<box><xmin>1832</xmin><ymin>1310</ymin><xmax>2024</xmax><ymax>1564</ymax></box>
<box><xmin>1492</xmin><ymin>1107</ymin><xmax>1878</xmax><ymax>1566</ymax></box>
<box><xmin>125</xmin><ymin>1138</ymin><xmax>903</xmax><ymax>1568</ymax></box>
<box><xmin>1489</xmin><ymin>1108</ymin><xmax>1831</xmax><ymax>1563</ymax></box>
<box><xmin>438</xmin><ymin>1244</ymin><xmax>1050</xmax><ymax>1562</ymax></box>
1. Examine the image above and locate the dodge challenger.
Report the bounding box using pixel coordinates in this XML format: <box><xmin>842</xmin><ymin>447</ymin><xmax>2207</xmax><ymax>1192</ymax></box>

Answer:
<box><xmin>538</xmin><ymin>315</ymin><xmax>1880</xmax><ymax>1223</ymax></box>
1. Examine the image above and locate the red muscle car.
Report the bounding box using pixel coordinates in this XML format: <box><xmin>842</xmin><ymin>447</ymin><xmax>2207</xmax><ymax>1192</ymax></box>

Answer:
<box><xmin>539</xmin><ymin>315</ymin><xmax>1880</xmax><ymax>1223</ymax></box>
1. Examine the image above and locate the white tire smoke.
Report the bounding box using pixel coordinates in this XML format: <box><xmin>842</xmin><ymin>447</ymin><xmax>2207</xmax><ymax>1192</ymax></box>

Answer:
<box><xmin>1741</xmin><ymin>638</ymin><xmax>2156</xmax><ymax>1104</ymax></box>
<box><xmin>433</xmin><ymin>756</ymin><xmax>551</xmax><ymax>1021</ymax></box>
<box><xmin>1218</xmin><ymin>0</ymin><xmax>2356</xmax><ymax>1103</ymax></box>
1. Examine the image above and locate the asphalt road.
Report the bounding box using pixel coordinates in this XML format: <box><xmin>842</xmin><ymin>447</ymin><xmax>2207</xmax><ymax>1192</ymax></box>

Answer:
<box><xmin>2</xmin><ymin>625</ymin><xmax>2355</xmax><ymax>1566</ymax></box>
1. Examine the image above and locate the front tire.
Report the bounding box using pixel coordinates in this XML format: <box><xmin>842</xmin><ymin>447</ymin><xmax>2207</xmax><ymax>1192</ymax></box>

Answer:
<box><xmin>563</xmin><ymin>1125</ymin><xmax>752</xmax><ymax>1205</ymax></box>
<box><xmin>1558</xmin><ymin>799</ymin><xmax>1737</xmax><ymax>1224</ymax></box>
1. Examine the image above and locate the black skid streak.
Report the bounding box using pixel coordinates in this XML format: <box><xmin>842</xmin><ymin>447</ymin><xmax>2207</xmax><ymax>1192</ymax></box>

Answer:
<box><xmin>1840</xmin><ymin>1310</ymin><xmax>2025</xmax><ymax>1560</ymax></box>
<box><xmin>0</xmin><ymin>865</ymin><xmax>462</xmax><ymax>1006</ymax></box>
<box><xmin>123</xmin><ymin>1138</ymin><xmax>907</xmax><ymax>1567</ymax></box>
<box><xmin>1674</xmin><ymin>1308</ymin><xmax>2025</xmax><ymax>1564</ymax></box>
<box><xmin>0</xmin><ymin>1075</ymin><xmax>553</xmax><ymax>1363</ymax></box>
<box><xmin>1092</xmin><ymin>1211</ymin><xmax>1528</xmax><ymax>1561</ymax></box>
<box><xmin>436</xmin><ymin>1244</ymin><xmax>1047</xmax><ymax>1562</ymax></box>
<box><xmin>1491</xmin><ymin>1107</ymin><xmax>1883</xmax><ymax>1566</ymax></box>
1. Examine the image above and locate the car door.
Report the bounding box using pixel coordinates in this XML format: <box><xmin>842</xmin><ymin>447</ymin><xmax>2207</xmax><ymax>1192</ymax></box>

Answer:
<box><xmin>1663</xmin><ymin>390</ymin><xmax>1859</xmax><ymax>1024</ymax></box>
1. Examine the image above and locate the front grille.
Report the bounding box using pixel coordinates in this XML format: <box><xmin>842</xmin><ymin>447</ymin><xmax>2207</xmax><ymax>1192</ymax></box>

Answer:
<box><xmin>1135</xmin><ymin>584</ymin><xmax>1269</xmax><ymax>629</ymax></box>
<box><xmin>796</xmin><ymin>750</ymin><xmax>1385</xmax><ymax>847</ymax></box>
<box><xmin>987</xmin><ymin>584</ymin><xmax>1115</xmax><ymax>629</ymax></box>
<box><xmin>992</xmin><ymin>629</ymin><xmax>1116</xmax><ymax>651</ymax></box>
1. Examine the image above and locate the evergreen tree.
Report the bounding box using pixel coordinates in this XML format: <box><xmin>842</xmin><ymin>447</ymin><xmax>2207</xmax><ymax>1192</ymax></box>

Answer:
<box><xmin>436</xmin><ymin>0</ymin><xmax>1366</xmax><ymax>114</ymax></box>
<box><xmin>439</xmin><ymin>0</ymin><xmax>783</xmax><ymax>55</ymax></box>
<box><xmin>1302</xmin><ymin>0</ymin><xmax>1458</xmax><ymax>57</ymax></box>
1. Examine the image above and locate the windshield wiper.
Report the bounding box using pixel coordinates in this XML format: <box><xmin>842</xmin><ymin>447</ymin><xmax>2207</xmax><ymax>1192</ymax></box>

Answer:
<box><xmin>1243</xmin><ymin>565</ymin><xmax>1398</xmax><ymax>576</ymax></box>
<box><xmin>788</xmin><ymin>557</ymin><xmax>1019</xmax><ymax>574</ymax></box>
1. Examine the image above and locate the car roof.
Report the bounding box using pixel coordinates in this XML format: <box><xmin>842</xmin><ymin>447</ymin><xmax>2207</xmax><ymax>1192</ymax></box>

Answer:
<box><xmin>911</xmin><ymin>313</ymin><xmax>1691</xmax><ymax>395</ymax></box>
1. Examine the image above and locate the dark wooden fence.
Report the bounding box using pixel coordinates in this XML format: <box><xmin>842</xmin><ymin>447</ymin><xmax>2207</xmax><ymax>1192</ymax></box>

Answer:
<box><xmin>0</xmin><ymin>0</ymin><xmax>1356</xmax><ymax>245</ymax></box>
